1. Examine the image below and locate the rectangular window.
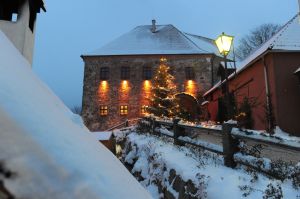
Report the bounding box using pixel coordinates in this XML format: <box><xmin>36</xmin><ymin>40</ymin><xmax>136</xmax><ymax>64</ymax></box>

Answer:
<box><xmin>143</xmin><ymin>66</ymin><xmax>152</xmax><ymax>80</ymax></box>
<box><xmin>185</xmin><ymin>67</ymin><xmax>195</xmax><ymax>80</ymax></box>
<box><xmin>120</xmin><ymin>105</ymin><xmax>128</xmax><ymax>115</ymax></box>
<box><xmin>100</xmin><ymin>67</ymin><xmax>109</xmax><ymax>80</ymax></box>
<box><xmin>12</xmin><ymin>13</ymin><xmax>18</xmax><ymax>22</ymax></box>
<box><xmin>99</xmin><ymin>105</ymin><xmax>108</xmax><ymax>116</ymax></box>
<box><xmin>121</xmin><ymin>66</ymin><xmax>130</xmax><ymax>80</ymax></box>
<box><xmin>141</xmin><ymin>105</ymin><xmax>149</xmax><ymax>114</ymax></box>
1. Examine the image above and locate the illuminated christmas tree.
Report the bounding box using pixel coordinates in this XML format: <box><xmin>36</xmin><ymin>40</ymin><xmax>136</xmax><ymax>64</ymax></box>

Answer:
<box><xmin>148</xmin><ymin>58</ymin><xmax>179</xmax><ymax>118</ymax></box>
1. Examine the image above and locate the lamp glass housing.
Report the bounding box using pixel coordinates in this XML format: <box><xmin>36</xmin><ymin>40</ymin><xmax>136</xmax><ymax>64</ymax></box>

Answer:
<box><xmin>215</xmin><ymin>33</ymin><xmax>234</xmax><ymax>56</ymax></box>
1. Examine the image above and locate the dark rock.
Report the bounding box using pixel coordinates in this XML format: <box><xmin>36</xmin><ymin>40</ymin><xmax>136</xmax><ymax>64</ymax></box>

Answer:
<box><xmin>172</xmin><ymin>176</ymin><xmax>184</xmax><ymax>192</ymax></box>
<box><xmin>169</xmin><ymin>169</ymin><xmax>176</xmax><ymax>184</ymax></box>
<box><xmin>185</xmin><ymin>179</ymin><xmax>198</xmax><ymax>195</ymax></box>
<box><xmin>164</xmin><ymin>189</ymin><xmax>176</xmax><ymax>199</ymax></box>
<box><xmin>133</xmin><ymin>171</ymin><xmax>144</xmax><ymax>182</ymax></box>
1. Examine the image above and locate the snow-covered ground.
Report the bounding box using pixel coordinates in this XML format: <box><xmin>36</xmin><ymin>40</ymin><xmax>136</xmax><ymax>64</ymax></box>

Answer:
<box><xmin>117</xmin><ymin>129</ymin><xmax>300</xmax><ymax>199</ymax></box>
<box><xmin>0</xmin><ymin>31</ymin><xmax>152</xmax><ymax>198</ymax></box>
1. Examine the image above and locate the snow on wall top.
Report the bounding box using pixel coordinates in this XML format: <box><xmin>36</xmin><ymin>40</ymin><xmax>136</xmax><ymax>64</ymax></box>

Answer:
<box><xmin>0</xmin><ymin>30</ymin><xmax>152</xmax><ymax>199</ymax></box>
<box><xmin>93</xmin><ymin>131</ymin><xmax>113</xmax><ymax>141</ymax></box>
<box><xmin>85</xmin><ymin>24</ymin><xmax>222</xmax><ymax>56</ymax></box>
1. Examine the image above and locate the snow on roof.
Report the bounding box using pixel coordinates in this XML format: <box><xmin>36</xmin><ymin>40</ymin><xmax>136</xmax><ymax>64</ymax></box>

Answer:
<box><xmin>84</xmin><ymin>24</ymin><xmax>224</xmax><ymax>57</ymax></box>
<box><xmin>201</xmin><ymin>101</ymin><xmax>209</xmax><ymax>106</ymax></box>
<box><xmin>0</xmin><ymin>31</ymin><xmax>151</xmax><ymax>199</ymax></box>
<box><xmin>204</xmin><ymin>13</ymin><xmax>300</xmax><ymax>97</ymax></box>
<box><xmin>295</xmin><ymin>67</ymin><xmax>300</xmax><ymax>74</ymax></box>
<box><xmin>93</xmin><ymin>131</ymin><xmax>113</xmax><ymax>141</ymax></box>
<box><xmin>238</xmin><ymin>13</ymin><xmax>300</xmax><ymax>71</ymax></box>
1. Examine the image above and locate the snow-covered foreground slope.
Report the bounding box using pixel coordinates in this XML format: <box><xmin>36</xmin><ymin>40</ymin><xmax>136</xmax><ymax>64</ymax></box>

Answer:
<box><xmin>0</xmin><ymin>31</ymin><xmax>152</xmax><ymax>199</ymax></box>
<box><xmin>117</xmin><ymin>130</ymin><xmax>299</xmax><ymax>199</ymax></box>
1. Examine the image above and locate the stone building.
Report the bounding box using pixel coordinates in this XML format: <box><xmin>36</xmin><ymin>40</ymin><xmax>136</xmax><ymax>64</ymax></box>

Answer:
<box><xmin>81</xmin><ymin>21</ymin><xmax>230</xmax><ymax>131</ymax></box>
<box><xmin>0</xmin><ymin>0</ymin><xmax>46</xmax><ymax>65</ymax></box>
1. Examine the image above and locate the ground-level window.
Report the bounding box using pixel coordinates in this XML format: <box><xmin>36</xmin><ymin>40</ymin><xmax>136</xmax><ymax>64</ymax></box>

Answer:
<box><xmin>141</xmin><ymin>105</ymin><xmax>149</xmax><ymax>114</ymax></box>
<box><xmin>121</xmin><ymin>66</ymin><xmax>130</xmax><ymax>80</ymax></box>
<box><xmin>100</xmin><ymin>67</ymin><xmax>109</xmax><ymax>80</ymax></box>
<box><xmin>120</xmin><ymin>105</ymin><xmax>128</xmax><ymax>115</ymax></box>
<box><xmin>99</xmin><ymin>105</ymin><xmax>108</xmax><ymax>116</ymax></box>
<box><xmin>185</xmin><ymin>67</ymin><xmax>195</xmax><ymax>80</ymax></box>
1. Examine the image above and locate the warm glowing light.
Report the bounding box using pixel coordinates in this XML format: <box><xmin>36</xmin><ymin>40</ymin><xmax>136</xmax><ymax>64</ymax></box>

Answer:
<box><xmin>100</xmin><ymin>81</ymin><xmax>108</xmax><ymax>92</ymax></box>
<box><xmin>141</xmin><ymin>105</ymin><xmax>149</xmax><ymax>115</ymax></box>
<box><xmin>144</xmin><ymin>80</ymin><xmax>151</xmax><ymax>91</ymax></box>
<box><xmin>121</xmin><ymin>80</ymin><xmax>129</xmax><ymax>91</ymax></box>
<box><xmin>188</xmin><ymin>80</ymin><xmax>193</xmax><ymax>86</ymax></box>
<box><xmin>160</xmin><ymin>57</ymin><xmax>167</xmax><ymax>62</ymax></box>
<box><xmin>215</xmin><ymin>32</ymin><xmax>234</xmax><ymax>56</ymax></box>
<box><xmin>185</xmin><ymin>80</ymin><xmax>196</xmax><ymax>96</ymax></box>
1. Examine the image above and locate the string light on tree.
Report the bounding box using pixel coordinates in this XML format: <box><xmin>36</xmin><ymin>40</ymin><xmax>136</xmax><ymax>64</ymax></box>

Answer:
<box><xmin>147</xmin><ymin>58</ymin><xmax>179</xmax><ymax>118</ymax></box>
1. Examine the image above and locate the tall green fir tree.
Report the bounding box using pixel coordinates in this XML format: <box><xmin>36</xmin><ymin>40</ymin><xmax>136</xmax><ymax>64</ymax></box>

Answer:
<box><xmin>148</xmin><ymin>58</ymin><xmax>179</xmax><ymax>118</ymax></box>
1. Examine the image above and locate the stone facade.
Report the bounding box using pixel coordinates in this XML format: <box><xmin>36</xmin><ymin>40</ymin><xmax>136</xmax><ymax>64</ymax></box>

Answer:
<box><xmin>82</xmin><ymin>54</ymin><xmax>222</xmax><ymax>131</ymax></box>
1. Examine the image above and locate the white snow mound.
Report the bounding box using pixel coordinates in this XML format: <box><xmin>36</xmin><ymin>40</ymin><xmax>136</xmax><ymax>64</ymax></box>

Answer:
<box><xmin>0</xmin><ymin>31</ymin><xmax>152</xmax><ymax>199</ymax></box>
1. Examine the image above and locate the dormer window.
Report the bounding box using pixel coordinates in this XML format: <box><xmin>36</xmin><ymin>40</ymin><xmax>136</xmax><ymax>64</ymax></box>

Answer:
<box><xmin>121</xmin><ymin>66</ymin><xmax>130</xmax><ymax>80</ymax></box>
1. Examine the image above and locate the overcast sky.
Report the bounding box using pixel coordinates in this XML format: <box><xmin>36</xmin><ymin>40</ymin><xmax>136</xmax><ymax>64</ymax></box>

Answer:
<box><xmin>32</xmin><ymin>0</ymin><xmax>299</xmax><ymax>108</ymax></box>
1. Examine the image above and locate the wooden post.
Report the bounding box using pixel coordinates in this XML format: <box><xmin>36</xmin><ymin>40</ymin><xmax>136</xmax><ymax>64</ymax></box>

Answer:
<box><xmin>173</xmin><ymin>118</ymin><xmax>184</xmax><ymax>146</ymax></box>
<box><xmin>222</xmin><ymin>123</ymin><xmax>238</xmax><ymax>168</ymax></box>
<box><xmin>125</xmin><ymin>120</ymin><xmax>129</xmax><ymax>127</ymax></box>
<box><xmin>151</xmin><ymin>117</ymin><xmax>158</xmax><ymax>135</ymax></box>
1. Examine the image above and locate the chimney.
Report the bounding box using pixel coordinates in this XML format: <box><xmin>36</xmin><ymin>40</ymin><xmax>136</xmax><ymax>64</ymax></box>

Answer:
<box><xmin>151</xmin><ymin>19</ymin><xmax>156</xmax><ymax>33</ymax></box>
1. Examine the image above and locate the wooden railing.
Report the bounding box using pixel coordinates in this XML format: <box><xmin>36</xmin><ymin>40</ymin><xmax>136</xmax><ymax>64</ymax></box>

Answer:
<box><xmin>139</xmin><ymin>117</ymin><xmax>300</xmax><ymax>179</ymax></box>
<box><xmin>107</xmin><ymin>118</ymin><xmax>142</xmax><ymax>131</ymax></box>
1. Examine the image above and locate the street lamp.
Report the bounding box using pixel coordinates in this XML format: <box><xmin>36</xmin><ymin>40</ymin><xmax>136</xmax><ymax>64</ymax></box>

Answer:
<box><xmin>215</xmin><ymin>33</ymin><xmax>234</xmax><ymax>56</ymax></box>
<box><xmin>215</xmin><ymin>32</ymin><xmax>234</xmax><ymax>120</ymax></box>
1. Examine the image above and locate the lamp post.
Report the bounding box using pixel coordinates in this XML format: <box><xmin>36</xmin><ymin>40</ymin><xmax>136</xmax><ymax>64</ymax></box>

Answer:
<box><xmin>215</xmin><ymin>32</ymin><xmax>234</xmax><ymax>120</ymax></box>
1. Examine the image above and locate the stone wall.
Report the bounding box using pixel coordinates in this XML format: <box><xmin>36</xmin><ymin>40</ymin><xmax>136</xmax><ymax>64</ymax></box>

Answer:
<box><xmin>82</xmin><ymin>54</ymin><xmax>221</xmax><ymax>131</ymax></box>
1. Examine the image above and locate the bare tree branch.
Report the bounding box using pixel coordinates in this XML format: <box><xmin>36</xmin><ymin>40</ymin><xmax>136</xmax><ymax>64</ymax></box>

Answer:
<box><xmin>236</xmin><ymin>24</ymin><xmax>281</xmax><ymax>60</ymax></box>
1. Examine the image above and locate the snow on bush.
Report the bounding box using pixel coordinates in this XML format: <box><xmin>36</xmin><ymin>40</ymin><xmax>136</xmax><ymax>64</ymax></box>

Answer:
<box><xmin>116</xmin><ymin>127</ymin><xmax>300</xmax><ymax>199</ymax></box>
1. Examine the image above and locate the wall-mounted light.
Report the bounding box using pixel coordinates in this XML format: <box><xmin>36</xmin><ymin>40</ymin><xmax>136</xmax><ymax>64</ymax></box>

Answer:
<box><xmin>100</xmin><ymin>81</ymin><xmax>108</xmax><ymax>92</ymax></box>
<box><xmin>185</xmin><ymin>80</ymin><xmax>195</xmax><ymax>96</ymax></box>
<box><xmin>144</xmin><ymin>80</ymin><xmax>151</xmax><ymax>90</ymax></box>
<box><xmin>121</xmin><ymin>80</ymin><xmax>130</xmax><ymax>92</ymax></box>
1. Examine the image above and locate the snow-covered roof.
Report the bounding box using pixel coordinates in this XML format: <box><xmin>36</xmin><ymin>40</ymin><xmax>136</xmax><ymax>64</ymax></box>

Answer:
<box><xmin>0</xmin><ymin>30</ymin><xmax>151</xmax><ymax>199</ymax></box>
<box><xmin>295</xmin><ymin>67</ymin><xmax>300</xmax><ymax>74</ymax></box>
<box><xmin>238</xmin><ymin>13</ymin><xmax>300</xmax><ymax>71</ymax></box>
<box><xmin>84</xmin><ymin>24</ymin><xmax>225</xmax><ymax>57</ymax></box>
<box><xmin>93</xmin><ymin>131</ymin><xmax>113</xmax><ymax>141</ymax></box>
<box><xmin>204</xmin><ymin>13</ymin><xmax>300</xmax><ymax>97</ymax></box>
